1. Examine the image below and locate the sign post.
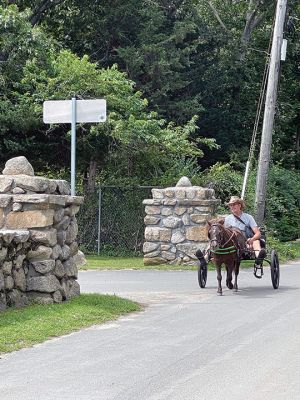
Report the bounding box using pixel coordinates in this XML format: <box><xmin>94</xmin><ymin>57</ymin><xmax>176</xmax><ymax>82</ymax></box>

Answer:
<box><xmin>71</xmin><ymin>98</ymin><xmax>77</xmax><ymax>196</ymax></box>
<box><xmin>43</xmin><ymin>98</ymin><xmax>107</xmax><ymax>196</ymax></box>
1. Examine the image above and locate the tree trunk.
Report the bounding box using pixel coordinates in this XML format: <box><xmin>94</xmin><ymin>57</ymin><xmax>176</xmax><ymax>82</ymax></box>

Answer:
<box><xmin>29</xmin><ymin>0</ymin><xmax>64</xmax><ymax>26</ymax></box>
<box><xmin>207</xmin><ymin>1</ymin><xmax>229</xmax><ymax>32</ymax></box>
<box><xmin>239</xmin><ymin>0</ymin><xmax>266</xmax><ymax>61</ymax></box>
<box><xmin>85</xmin><ymin>160</ymin><xmax>98</xmax><ymax>194</ymax></box>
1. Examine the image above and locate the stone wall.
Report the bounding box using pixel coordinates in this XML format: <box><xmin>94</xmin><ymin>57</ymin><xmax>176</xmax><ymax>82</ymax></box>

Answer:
<box><xmin>143</xmin><ymin>177</ymin><xmax>220</xmax><ymax>265</ymax></box>
<box><xmin>0</xmin><ymin>156</ymin><xmax>85</xmax><ymax>311</ymax></box>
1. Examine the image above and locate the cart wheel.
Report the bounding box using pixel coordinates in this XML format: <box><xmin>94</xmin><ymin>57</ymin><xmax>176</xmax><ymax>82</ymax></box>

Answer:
<box><xmin>198</xmin><ymin>264</ymin><xmax>207</xmax><ymax>288</ymax></box>
<box><xmin>270</xmin><ymin>249</ymin><xmax>280</xmax><ymax>289</ymax></box>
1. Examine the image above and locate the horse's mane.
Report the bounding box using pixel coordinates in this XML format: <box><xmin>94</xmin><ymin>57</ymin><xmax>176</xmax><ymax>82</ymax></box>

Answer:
<box><xmin>210</xmin><ymin>218</ymin><xmax>225</xmax><ymax>225</ymax></box>
<box><xmin>205</xmin><ymin>218</ymin><xmax>225</xmax><ymax>233</ymax></box>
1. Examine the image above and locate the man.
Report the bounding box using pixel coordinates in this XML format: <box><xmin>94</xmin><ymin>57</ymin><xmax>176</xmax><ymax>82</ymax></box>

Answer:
<box><xmin>196</xmin><ymin>196</ymin><xmax>266</xmax><ymax>268</ymax></box>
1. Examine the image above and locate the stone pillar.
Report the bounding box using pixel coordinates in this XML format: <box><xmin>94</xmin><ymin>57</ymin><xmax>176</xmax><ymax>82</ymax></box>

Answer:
<box><xmin>0</xmin><ymin>156</ymin><xmax>85</xmax><ymax>310</ymax></box>
<box><xmin>143</xmin><ymin>177</ymin><xmax>220</xmax><ymax>265</ymax></box>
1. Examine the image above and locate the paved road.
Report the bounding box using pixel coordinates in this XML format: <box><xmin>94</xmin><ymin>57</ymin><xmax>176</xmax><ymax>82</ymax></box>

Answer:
<box><xmin>0</xmin><ymin>263</ymin><xmax>300</xmax><ymax>400</ymax></box>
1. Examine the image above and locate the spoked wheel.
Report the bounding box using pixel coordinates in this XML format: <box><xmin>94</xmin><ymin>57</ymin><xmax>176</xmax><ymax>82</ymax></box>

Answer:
<box><xmin>198</xmin><ymin>264</ymin><xmax>207</xmax><ymax>288</ymax></box>
<box><xmin>270</xmin><ymin>249</ymin><xmax>280</xmax><ymax>289</ymax></box>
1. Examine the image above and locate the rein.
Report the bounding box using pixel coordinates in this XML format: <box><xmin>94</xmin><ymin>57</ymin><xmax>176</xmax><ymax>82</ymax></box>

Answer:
<box><xmin>209</xmin><ymin>225</ymin><xmax>237</xmax><ymax>255</ymax></box>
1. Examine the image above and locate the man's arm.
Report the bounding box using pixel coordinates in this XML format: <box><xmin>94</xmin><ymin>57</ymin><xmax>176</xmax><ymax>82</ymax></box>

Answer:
<box><xmin>224</xmin><ymin>215</ymin><xmax>231</xmax><ymax>228</ymax></box>
<box><xmin>247</xmin><ymin>226</ymin><xmax>261</xmax><ymax>246</ymax></box>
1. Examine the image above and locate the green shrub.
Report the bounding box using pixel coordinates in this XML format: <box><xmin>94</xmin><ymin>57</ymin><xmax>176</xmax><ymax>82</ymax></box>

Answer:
<box><xmin>265</xmin><ymin>166</ymin><xmax>300</xmax><ymax>241</ymax></box>
<box><xmin>198</xmin><ymin>163</ymin><xmax>244</xmax><ymax>213</ymax></box>
<box><xmin>198</xmin><ymin>163</ymin><xmax>300</xmax><ymax>242</ymax></box>
<box><xmin>267</xmin><ymin>236</ymin><xmax>298</xmax><ymax>261</ymax></box>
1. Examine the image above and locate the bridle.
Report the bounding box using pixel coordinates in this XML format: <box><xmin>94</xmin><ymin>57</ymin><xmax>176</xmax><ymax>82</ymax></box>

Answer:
<box><xmin>208</xmin><ymin>223</ymin><xmax>237</xmax><ymax>255</ymax></box>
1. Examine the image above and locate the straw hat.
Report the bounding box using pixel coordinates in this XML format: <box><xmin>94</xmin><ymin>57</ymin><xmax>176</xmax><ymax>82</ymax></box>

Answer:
<box><xmin>226</xmin><ymin>196</ymin><xmax>246</xmax><ymax>210</ymax></box>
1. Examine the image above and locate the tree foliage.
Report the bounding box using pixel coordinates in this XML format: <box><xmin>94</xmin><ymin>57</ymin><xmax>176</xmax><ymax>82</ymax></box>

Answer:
<box><xmin>199</xmin><ymin>163</ymin><xmax>300</xmax><ymax>241</ymax></box>
<box><xmin>17</xmin><ymin>48</ymin><xmax>217</xmax><ymax>189</ymax></box>
<box><xmin>0</xmin><ymin>4</ymin><xmax>54</xmax><ymax>156</ymax></box>
<box><xmin>0</xmin><ymin>1</ymin><xmax>299</xmax><ymax>240</ymax></box>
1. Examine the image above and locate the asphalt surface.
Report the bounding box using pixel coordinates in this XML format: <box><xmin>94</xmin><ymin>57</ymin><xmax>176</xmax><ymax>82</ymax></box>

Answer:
<box><xmin>0</xmin><ymin>262</ymin><xmax>300</xmax><ymax>400</ymax></box>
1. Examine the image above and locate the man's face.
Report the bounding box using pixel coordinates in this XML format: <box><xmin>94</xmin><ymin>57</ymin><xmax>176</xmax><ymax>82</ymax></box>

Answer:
<box><xmin>229</xmin><ymin>202</ymin><xmax>242</xmax><ymax>214</ymax></box>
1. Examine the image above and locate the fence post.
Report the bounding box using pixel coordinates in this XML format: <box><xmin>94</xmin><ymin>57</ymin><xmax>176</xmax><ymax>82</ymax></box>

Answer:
<box><xmin>97</xmin><ymin>187</ymin><xmax>102</xmax><ymax>255</ymax></box>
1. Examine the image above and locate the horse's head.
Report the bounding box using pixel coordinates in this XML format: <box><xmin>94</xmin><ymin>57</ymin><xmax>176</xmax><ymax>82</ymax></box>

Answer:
<box><xmin>206</xmin><ymin>220</ymin><xmax>225</xmax><ymax>250</ymax></box>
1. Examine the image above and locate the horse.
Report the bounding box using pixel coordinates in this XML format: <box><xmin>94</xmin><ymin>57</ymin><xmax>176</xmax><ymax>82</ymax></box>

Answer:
<box><xmin>206</xmin><ymin>219</ymin><xmax>246</xmax><ymax>295</ymax></box>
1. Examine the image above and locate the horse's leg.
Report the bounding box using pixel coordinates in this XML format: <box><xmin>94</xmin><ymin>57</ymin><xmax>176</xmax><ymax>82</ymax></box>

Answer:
<box><xmin>226</xmin><ymin>268</ymin><xmax>233</xmax><ymax>290</ymax></box>
<box><xmin>216</xmin><ymin>264</ymin><xmax>222</xmax><ymax>295</ymax></box>
<box><xmin>234</xmin><ymin>261</ymin><xmax>240</xmax><ymax>292</ymax></box>
<box><xmin>226</xmin><ymin>264</ymin><xmax>233</xmax><ymax>289</ymax></box>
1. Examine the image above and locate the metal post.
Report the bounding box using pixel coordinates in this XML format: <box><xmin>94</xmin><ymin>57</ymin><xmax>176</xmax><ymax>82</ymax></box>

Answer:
<box><xmin>71</xmin><ymin>97</ymin><xmax>77</xmax><ymax>196</ymax></box>
<box><xmin>241</xmin><ymin>160</ymin><xmax>250</xmax><ymax>200</ymax></box>
<box><xmin>97</xmin><ymin>187</ymin><xmax>102</xmax><ymax>255</ymax></box>
<box><xmin>255</xmin><ymin>0</ymin><xmax>287</xmax><ymax>226</ymax></box>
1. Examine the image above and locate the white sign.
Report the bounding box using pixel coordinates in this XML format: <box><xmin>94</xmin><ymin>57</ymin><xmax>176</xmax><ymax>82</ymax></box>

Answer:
<box><xmin>43</xmin><ymin>99</ymin><xmax>107</xmax><ymax>123</ymax></box>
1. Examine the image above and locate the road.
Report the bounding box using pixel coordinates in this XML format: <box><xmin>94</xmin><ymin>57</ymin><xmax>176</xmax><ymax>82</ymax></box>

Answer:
<box><xmin>0</xmin><ymin>262</ymin><xmax>300</xmax><ymax>400</ymax></box>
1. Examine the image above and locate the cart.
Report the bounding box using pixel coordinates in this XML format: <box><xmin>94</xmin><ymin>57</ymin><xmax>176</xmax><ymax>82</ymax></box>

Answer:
<box><xmin>197</xmin><ymin>246</ymin><xmax>280</xmax><ymax>290</ymax></box>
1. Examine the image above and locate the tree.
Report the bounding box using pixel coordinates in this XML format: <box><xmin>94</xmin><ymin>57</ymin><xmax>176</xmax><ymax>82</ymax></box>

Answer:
<box><xmin>0</xmin><ymin>4</ymin><xmax>54</xmax><ymax>160</ymax></box>
<box><xmin>1</xmin><ymin>0</ymin><xmax>299</xmax><ymax>177</ymax></box>
<box><xmin>11</xmin><ymin>0</ymin><xmax>298</xmax><ymax>171</ymax></box>
<box><xmin>25</xmin><ymin>0</ymin><xmax>204</xmax><ymax>125</ymax></box>
<box><xmin>272</xmin><ymin>0</ymin><xmax>300</xmax><ymax>169</ymax></box>
<box><xmin>1</xmin><ymin>0</ymin><xmax>65</xmax><ymax>26</ymax></box>
<box><xmin>19</xmin><ymin>50</ymin><xmax>217</xmax><ymax>191</ymax></box>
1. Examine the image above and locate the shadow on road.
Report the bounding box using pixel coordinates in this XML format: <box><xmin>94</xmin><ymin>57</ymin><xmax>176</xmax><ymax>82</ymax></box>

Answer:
<box><xmin>235</xmin><ymin>285</ymin><xmax>299</xmax><ymax>299</ymax></box>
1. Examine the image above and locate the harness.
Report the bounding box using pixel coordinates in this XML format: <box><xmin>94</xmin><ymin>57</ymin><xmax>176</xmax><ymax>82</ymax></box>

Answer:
<box><xmin>210</xmin><ymin>245</ymin><xmax>237</xmax><ymax>255</ymax></box>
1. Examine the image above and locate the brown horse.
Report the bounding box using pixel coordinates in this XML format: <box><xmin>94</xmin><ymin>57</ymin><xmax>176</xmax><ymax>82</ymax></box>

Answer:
<box><xmin>206</xmin><ymin>220</ymin><xmax>246</xmax><ymax>295</ymax></box>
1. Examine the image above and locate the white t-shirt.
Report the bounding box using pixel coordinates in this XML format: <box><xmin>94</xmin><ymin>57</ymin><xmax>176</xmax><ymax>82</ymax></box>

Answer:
<box><xmin>224</xmin><ymin>212</ymin><xmax>257</xmax><ymax>233</ymax></box>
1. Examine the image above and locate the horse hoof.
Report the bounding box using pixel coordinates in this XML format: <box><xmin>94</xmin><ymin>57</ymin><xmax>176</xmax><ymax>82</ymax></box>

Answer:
<box><xmin>217</xmin><ymin>290</ymin><xmax>223</xmax><ymax>296</ymax></box>
<box><xmin>226</xmin><ymin>282</ymin><xmax>233</xmax><ymax>290</ymax></box>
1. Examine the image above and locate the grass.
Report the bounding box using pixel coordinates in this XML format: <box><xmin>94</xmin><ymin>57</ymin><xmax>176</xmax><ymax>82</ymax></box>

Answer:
<box><xmin>82</xmin><ymin>240</ymin><xmax>300</xmax><ymax>271</ymax></box>
<box><xmin>267</xmin><ymin>238</ymin><xmax>300</xmax><ymax>262</ymax></box>
<box><xmin>83</xmin><ymin>255</ymin><xmax>254</xmax><ymax>271</ymax></box>
<box><xmin>81</xmin><ymin>255</ymin><xmax>195</xmax><ymax>270</ymax></box>
<box><xmin>2</xmin><ymin>241</ymin><xmax>298</xmax><ymax>355</ymax></box>
<box><xmin>0</xmin><ymin>293</ymin><xmax>141</xmax><ymax>354</ymax></box>
<box><xmin>83</xmin><ymin>256</ymin><xmax>255</xmax><ymax>271</ymax></box>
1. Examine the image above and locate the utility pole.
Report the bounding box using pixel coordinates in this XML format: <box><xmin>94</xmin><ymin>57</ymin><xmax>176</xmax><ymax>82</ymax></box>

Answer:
<box><xmin>255</xmin><ymin>0</ymin><xmax>288</xmax><ymax>226</ymax></box>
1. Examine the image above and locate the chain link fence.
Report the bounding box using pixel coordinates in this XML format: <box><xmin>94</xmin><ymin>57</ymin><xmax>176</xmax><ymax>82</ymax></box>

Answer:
<box><xmin>77</xmin><ymin>186</ymin><xmax>156</xmax><ymax>255</ymax></box>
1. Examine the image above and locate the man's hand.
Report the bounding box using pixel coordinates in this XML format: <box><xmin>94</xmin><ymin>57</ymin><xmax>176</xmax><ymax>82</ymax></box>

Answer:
<box><xmin>247</xmin><ymin>237</ymin><xmax>255</xmax><ymax>248</ymax></box>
